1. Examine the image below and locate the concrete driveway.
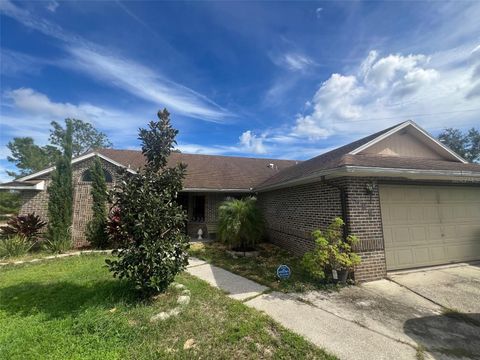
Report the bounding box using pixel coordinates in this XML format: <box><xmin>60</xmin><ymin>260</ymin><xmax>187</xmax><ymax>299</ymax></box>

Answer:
<box><xmin>299</xmin><ymin>263</ymin><xmax>480</xmax><ymax>360</ymax></box>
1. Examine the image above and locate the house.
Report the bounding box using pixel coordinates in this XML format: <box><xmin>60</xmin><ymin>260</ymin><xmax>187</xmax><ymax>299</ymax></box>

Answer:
<box><xmin>2</xmin><ymin>120</ymin><xmax>480</xmax><ymax>281</ymax></box>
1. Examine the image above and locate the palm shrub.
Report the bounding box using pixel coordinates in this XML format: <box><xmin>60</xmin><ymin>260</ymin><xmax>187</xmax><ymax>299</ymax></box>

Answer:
<box><xmin>1</xmin><ymin>213</ymin><xmax>46</xmax><ymax>242</ymax></box>
<box><xmin>217</xmin><ymin>196</ymin><xmax>264</xmax><ymax>251</ymax></box>
<box><xmin>302</xmin><ymin>217</ymin><xmax>361</xmax><ymax>281</ymax></box>
<box><xmin>46</xmin><ymin>119</ymin><xmax>74</xmax><ymax>253</ymax></box>
<box><xmin>86</xmin><ymin>156</ymin><xmax>109</xmax><ymax>249</ymax></box>
<box><xmin>105</xmin><ymin>109</ymin><xmax>189</xmax><ymax>296</ymax></box>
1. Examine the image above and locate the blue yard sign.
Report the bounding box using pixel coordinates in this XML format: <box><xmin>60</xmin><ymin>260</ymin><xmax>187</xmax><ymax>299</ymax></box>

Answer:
<box><xmin>276</xmin><ymin>265</ymin><xmax>291</xmax><ymax>280</ymax></box>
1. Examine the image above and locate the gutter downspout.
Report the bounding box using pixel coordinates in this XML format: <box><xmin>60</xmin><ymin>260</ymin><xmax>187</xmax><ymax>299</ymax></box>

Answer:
<box><xmin>321</xmin><ymin>176</ymin><xmax>349</xmax><ymax>240</ymax></box>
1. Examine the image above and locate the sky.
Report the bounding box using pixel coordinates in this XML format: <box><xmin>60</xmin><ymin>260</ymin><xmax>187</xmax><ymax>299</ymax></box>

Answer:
<box><xmin>1</xmin><ymin>0</ymin><xmax>479</xmax><ymax>182</ymax></box>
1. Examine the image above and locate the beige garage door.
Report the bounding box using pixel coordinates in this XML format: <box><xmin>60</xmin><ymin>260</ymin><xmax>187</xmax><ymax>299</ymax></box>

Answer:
<box><xmin>380</xmin><ymin>185</ymin><xmax>480</xmax><ymax>270</ymax></box>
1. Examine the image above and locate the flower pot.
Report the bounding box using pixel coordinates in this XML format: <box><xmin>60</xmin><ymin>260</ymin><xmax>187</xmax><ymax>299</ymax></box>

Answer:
<box><xmin>332</xmin><ymin>269</ymin><xmax>349</xmax><ymax>284</ymax></box>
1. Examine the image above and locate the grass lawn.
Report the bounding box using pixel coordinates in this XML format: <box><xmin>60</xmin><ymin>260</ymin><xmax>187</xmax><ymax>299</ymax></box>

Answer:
<box><xmin>189</xmin><ymin>242</ymin><xmax>338</xmax><ymax>293</ymax></box>
<box><xmin>0</xmin><ymin>254</ymin><xmax>335</xmax><ymax>360</ymax></box>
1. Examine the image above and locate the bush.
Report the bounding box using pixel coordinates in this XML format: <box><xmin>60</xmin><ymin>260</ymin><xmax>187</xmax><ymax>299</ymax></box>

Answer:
<box><xmin>106</xmin><ymin>208</ymin><xmax>123</xmax><ymax>249</ymax></box>
<box><xmin>0</xmin><ymin>213</ymin><xmax>46</xmax><ymax>242</ymax></box>
<box><xmin>0</xmin><ymin>235</ymin><xmax>32</xmax><ymax>259</ymax></box>
<box><xmin>46</xmin><ymin>119</ymin><xmax>73</xmax><ymax>253</ymax></box>
<box><xmin>217</xmin><ymin>196</ymin><xmax>264</xmax><ymax>251</ymax></box>
<box><xmin>302</xmin><ymin>217</ymin><xmax>361</xmax><ymax>281</ymax></box>
<box><xmin>43</xmin><ymin>230</ymin><xmax>72</xmax><ymax>254</ymax></box>
<box><xmin>105</xmin><ymin>109</ymin><xmax>189</xmax><ymax>297</ymax></box>
<box><xmin>86</xmin><ymin>156</ymin><xmax>109</xmax><ymax>249</ymax></box>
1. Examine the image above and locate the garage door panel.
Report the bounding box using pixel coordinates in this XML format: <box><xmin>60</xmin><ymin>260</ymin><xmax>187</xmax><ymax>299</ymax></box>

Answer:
<box><xmin>380</xmin><ymin>185</ymin><xmax>480</xmax><ymax>270</ymax></box>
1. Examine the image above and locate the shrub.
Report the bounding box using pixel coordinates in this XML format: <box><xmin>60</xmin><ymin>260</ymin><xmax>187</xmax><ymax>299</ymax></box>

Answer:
<box><xmin>105</xmin><ymin>109</ymin><xmax>189</xmax><ymax>297</ymax></box>
<box><xmin>43</xmin><ymin>230</ymin><xmax>72</xmax><ymax>254</ymax></box>
<box><xmin>0</xmin><ymin>213</ymin><xmax>46</xmax><ymax>242</ymax></box>
<box><xmin>302</xmin><ymin>217</ymin><xmax>361</xmax><ymax>281</ymax></box>
<box><xmin>86</xmin><ymin>156</ymin><xmax>109</xmax><ymax>249</ymax></box>
<box><xmin>106</xmin><ymin>207</ymin><xmax>123</xmax><ymax>249</ymax></box>
<box><xmin>0</xmin><ymin>235</ymin><xmax>32</xmax><ymax>259</ymax></box>
<box><xmin>217</xmin><ymin>196</ymin><xmax>264</xmax><ymax>251</ymax></box>
<box><xmin>46</xmin><ymin>119</ymin><xmax>74</xmax><ymax>253</ymax></box>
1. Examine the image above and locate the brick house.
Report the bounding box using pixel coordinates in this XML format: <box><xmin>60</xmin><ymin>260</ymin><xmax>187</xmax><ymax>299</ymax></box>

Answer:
<box><xmin>2</xmin><ymin>120</ymin><xmax>480</xmax><ymax>281</ymax></box>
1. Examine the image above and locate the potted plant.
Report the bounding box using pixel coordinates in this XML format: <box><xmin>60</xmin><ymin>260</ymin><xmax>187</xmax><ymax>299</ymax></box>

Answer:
<box><xmin>302</xmin><ymin>217</ymin><xmax>361</xmax><ymax>284</ymax></box>
<box><xmin>217</xmin><ymin>196</ymin><xmax>264</xmax><ymax>257</ymax></box>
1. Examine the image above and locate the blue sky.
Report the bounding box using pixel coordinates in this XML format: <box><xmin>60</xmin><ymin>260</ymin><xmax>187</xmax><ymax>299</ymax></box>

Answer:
<box><xmin>1</xmin><ymin>0</ymin><xmax>479</xmax><ymax>181</ymax></box>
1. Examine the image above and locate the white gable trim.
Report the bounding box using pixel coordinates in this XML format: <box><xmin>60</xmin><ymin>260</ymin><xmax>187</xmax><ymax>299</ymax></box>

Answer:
<box><xmin>0</xmin><ymin>180</ymin><xmax>45</xmax><ymax>191</ymax></box>
<box><xmin>16</xmin><ymin>152</ymin><xmax>137</xmax><ymax>182</ymax></box>
<box><xmin>349</xmin><ymin>120</ymin><xmax>468</xmax><ymax>163</ymax></box>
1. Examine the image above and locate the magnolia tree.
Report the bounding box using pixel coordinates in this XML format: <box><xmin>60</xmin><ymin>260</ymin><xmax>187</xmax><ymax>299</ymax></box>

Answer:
<box><xmin>106</xmin><ymin>109</ymin><xmax>189</xmax><ymax>296</ymax></box>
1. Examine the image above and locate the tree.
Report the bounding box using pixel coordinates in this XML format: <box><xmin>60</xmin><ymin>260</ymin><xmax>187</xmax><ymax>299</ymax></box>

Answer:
<box><xmin>438</xmin><ymin>128</ymin><xmax>480</xmax><ymax>163</ymax></box>
<box><xmin>217</xmin><ymin>197</ymin><xmax>264</xmax><ymax>251</ymax></box>
<box><xmin>86</xmin><ymin>156</ymin><xmax>109</xmax><ymax>249</ymax></box>
<box><xmin>45</xmin><ymin>119</ymin><xmax>74</xmax><ymax>253</ymax></box>
<box><xmin>50</xmin><ymin>119</ymin><xmax>112</xmax><ymax>157</ymax></box>
<box><xmin>0</xmin><ymin>191</ymin><xmax>21</xmax><ymax>216</ymax></box>
<box><xmin>6</xmin><ymin>138</ymin><xmax>60</xmax><ymax>178</ymax></box>
<box><xmin>106</xmin><ymin>109</ymin><xmax>189</xmax><ymax>296</ymax></box>
<box><xmin>6</xmin><ymin>119</ymin><xmax>112</xmax><ymax>178</ymax></box>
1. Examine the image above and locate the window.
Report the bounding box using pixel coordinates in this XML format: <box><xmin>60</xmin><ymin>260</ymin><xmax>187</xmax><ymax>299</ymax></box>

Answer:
<box><xmin>81</xmin><ymin>169</ymin><xmax>113</xmax><ymax>183</ymax></box>
<box><xmin>192</xmin><ymin>195</ymin><xmax>205</xmax><ymax>222</ymax></box>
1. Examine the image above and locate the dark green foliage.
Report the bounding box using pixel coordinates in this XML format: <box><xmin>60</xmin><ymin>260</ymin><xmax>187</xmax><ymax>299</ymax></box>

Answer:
<box><xmin>46</xmin><ymin>120</ymin><xmax>74</xmax><ymax>253</ymax></box>
<box><xmin>217</xmin><ymin>196</ymin><xmax>264</xmax><ymax>251</ymax></box>
<box><xmin>106</xmin><ymin>207</ymin><xmax>123</xmax><ymax>248</ymax></box>
<box><xmin>438</xmin><ymin>127</ymin><xmax>480</xmax><ymax>163</ymax></box>
<box><xmin>0</xmin><ymin>191</ymin><xmax>21</xmax><ymax>216</ymax></box>
<box><xmin>0</xmin><ymin>235</ymin><xmax>32</xmax><ymax>259</ymax></box>
<box><xmin>1</xmin><ymin>213</ymin><xmax>46</xmax><ymax>241</ymax></box>
<box><xmin>302</xmin><ymin>218</ymin><xmax>361</xmax><ymax>281</ymax></box>
<box><xmin>106</xmin><ymin>109</ymin><xmax>189</xmax><ymax>296</ymax></box>
<box><xmin>50</xmin><ymin>118</ymin><xmax>112</xmax><ymax>157</ymax></box>
<box><xmin>6</xmin><ymin>138</ymin><xmax>60</xmax><ymax>178</ymax></box>
<box><xmin>6</xmin><ymin>119</ymin><xmax>112</xmax><ymax>178</ymax></box>
<box><xmin>86</xmin><ymin>157</ymin><xmax>109</xmax><ymax>249</ymax></box>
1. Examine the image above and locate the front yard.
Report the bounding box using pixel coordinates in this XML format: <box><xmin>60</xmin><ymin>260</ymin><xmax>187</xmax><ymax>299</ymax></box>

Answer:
<box><xmin>189</xmin><ymin>242</ymin><xmax>338</xmax><ymax>293</ymax></box>
<box><xmin>0</xmin><ymin>254</ymin><xmax>335</xmax><ymax>359</ymax></box>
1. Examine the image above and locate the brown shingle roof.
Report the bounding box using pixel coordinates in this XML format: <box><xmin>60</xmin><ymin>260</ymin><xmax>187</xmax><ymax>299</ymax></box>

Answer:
<box><xmin>256</xmin><ymin>124</ymin><xmax>400</xmax><ymax>188</ymax></box>
<box><xmin>256</xmin><ymin>123</ymin><xmax>480</xmax><ymax>189</ymax></box>
<box><xmin>97</xmin><ymin>149</ymin><xmax>299</xmax><ymax>190</ymax></box>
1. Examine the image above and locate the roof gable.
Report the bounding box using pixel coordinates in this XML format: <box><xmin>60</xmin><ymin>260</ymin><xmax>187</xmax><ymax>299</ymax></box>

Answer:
<box><xmin>349</xmin><ymin>121</ymin><xmax>467</xmax><ymax>163</ymax></box>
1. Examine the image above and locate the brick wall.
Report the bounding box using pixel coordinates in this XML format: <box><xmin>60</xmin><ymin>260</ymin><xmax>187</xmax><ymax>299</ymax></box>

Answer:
<box><xmin>20</xmin><ymin>157</ymin><xmax>120</xmax><ymax>248</ymax></box>
<box><xmin>257</xmin><ymin>181</ymin><xmax>343</xmax><ymax>255</ymax></box>
<box><xmin>257</xmin><ymin>177</ymin><xmax>388</xmax><ymax>282</ymax></box>
<box><xmin>71</xmin><ymin>158</ymin><xmax>119</xmax><ymax>247</ymax></box>
<box><xmin>340</xmin><ymin>177</ymin><xmax>387</xmax><ymax>282</ymax></box>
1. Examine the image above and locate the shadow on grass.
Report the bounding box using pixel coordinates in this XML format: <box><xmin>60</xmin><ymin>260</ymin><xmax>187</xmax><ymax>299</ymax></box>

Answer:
<box><xmin>403</xmin><ymin>312</ymin><xmax>480</xmax><ymax>359</ymax></box>
<box><xmin>0</xmin><ymin>279</ymin><xmax>140</xmax><ymax>319</ymax></box>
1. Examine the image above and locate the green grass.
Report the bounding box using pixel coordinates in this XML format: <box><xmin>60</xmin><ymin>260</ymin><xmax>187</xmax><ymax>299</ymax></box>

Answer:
<box><xmin>0</xmin><ymin>254</ymin><xmax>335</xmax><ymax>359</ymax></box>
<box><xmin>189</xmin><ymin>242</ymin><xmax>339</xmax><ymax>293</ymax></box>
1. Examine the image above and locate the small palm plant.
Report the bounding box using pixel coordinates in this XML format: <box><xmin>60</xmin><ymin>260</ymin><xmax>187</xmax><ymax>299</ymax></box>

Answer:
<box><xmin>217</xmin><ymin>196</ymin><xmax>264</xmax><ymax>251</ymax></box>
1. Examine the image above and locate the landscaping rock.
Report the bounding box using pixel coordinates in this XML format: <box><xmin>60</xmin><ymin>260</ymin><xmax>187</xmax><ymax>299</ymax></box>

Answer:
<box><xmin>183</xmin><ymin>338</ymin><xmax>196</xmax><ymax>350</ymax></box>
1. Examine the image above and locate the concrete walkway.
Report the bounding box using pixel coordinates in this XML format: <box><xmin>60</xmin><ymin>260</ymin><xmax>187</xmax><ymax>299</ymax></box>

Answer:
<box><xmin>186</xmin><ymin>258</ymin><xmax>268</xmax><ymax>301</ymax></box>
<box><xmin>186</xmin><ymin>257</ymin><xmax>418</xmax><ymax>360</ymax></box>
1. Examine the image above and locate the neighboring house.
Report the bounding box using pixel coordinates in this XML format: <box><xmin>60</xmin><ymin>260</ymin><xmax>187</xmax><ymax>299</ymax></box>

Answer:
<box><xmin>2</xmin><ymin>120</ymin><xmax>480</xmax><ymax>281</ymax></box>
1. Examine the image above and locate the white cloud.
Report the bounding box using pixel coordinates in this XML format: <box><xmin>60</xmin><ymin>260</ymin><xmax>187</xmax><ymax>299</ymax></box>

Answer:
<box><xmin>239</xmin><ymin>131</ymin><xmax>267</xmax><ymax>154</ymax></box>
<box><xmin>5</xmin><ymin>88</ymin><xmax>110</xmax><ymax>120</ymax></box>
<box><xmin>66</xmin><ymin>46</ymin><xmax>230</xmax><ymax>122</ymax></box>
<box><xmin>292</xmin><ymin>48</ymin><xmax>478</xmax><ymax>140</ymax></box>
<box><xmin>1</xmin><ymin>88</ymin><xmax>152</xmax><ymax>150</ymax></box>
<box><xmin>273</xmin><ymin>52</ymin><xmax>316</xmax><ymax>72</ymax></box>
<box><xmin>46</xmin><ymin>1</ymin><xmax>59</xmax><ymax>12</ymax></box>
<box><xmin>0</xmin><ymin>0</ymin><xmax>231</xmax><ymax>122</ymax></box>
